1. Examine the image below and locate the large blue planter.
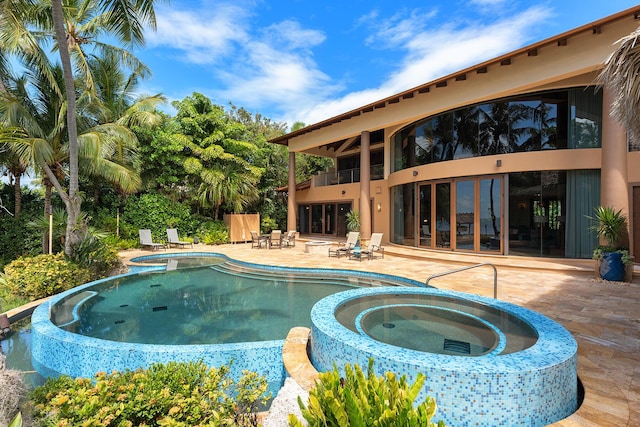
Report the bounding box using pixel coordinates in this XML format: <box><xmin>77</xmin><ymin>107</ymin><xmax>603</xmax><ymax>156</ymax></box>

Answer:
<box><xmin>599</xmin><ymin>251</ymin><xmax>625</xmax><ymax>282</ymax></box>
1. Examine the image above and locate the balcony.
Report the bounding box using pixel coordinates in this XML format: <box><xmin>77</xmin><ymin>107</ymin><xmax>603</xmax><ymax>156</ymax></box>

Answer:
<box><xmin>313</xmin><ymin>165</ymin><xmax>384</xmax><ymax>187</ymax></box>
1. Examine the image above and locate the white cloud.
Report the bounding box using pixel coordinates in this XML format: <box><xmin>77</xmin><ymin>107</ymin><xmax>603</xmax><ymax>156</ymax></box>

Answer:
<box><xmin>296</xmin><ymin>5</ymin><xmax>553</xmax><ymax>125</ymax></box>
<box><xmin>142</xmin><ymin>1</ymin><xmax>554</xmax><ymax>129</ymax></box>
<box><xmin>146</xmin><ymin>3</ymin><xmax>251</xmax><ymax>64</ymax></box>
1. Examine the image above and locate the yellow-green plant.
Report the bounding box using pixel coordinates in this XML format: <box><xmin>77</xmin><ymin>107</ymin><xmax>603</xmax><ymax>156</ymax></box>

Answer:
<box><xmin>30</xmin><ymin>361</ymin><xmax>270</xmax><ymax>427</ymax></box>
<box><xmin>288</xmin><ymin>359</ymin><xmax>444</xmax><ymax>427</ymax></box>
<box><xmin>0</xmin><ymin>253</ymin><xmax>90</xmax><ymax>300</ymax></box>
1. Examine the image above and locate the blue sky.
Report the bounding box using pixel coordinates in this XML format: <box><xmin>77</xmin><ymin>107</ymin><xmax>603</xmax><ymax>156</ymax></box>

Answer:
<box><xmin>136</xmin><ymin>0</ymin><xmax>640</xmax><ymax>129</ymax></box>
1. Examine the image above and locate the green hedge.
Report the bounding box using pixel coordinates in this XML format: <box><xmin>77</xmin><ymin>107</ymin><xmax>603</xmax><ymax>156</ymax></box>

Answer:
<box><xmin>121</xmin><ymin>193</ymin><xmax>200</xmax><ymax>241</ymax></box>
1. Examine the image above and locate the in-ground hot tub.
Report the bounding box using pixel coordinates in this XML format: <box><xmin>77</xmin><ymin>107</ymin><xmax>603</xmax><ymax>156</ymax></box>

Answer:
<box><xmin>304</xmin><ymin>241</ymin><xmax>333</xmax><ymax>255</ymax></box>
<box><xmin>310</xmin><ymin>287</ymin><xmax>578</xmax><ymax>427</ymax></box>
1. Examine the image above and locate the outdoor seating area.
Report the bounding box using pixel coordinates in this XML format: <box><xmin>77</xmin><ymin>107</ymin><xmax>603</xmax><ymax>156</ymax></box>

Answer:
<box><xmin>138</xmin><ymin>229</ymin><xmax>167</xmax><ymax>251</ymax></box>
<box><xmin>251</xmin><ymin>230</ymin><xmax>297</xmax><ymax>249</ymax></box>
<box><xmin>282</xmin><ymin>230</ymin><xmax>296</xmax><ymax>247</ymax></box>
<box><xmin>166</xmin><ymin>228</ymin><xmax>193</xmax><ymax>248</ymax></box>
<box><xmin>328</xmin><ymin>231</ymin><xmax>359</xmax><ymax>258</ymax></box>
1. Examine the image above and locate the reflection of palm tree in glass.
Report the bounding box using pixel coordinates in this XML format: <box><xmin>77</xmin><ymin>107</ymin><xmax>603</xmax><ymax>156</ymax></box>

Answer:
<box><xmin>477</xmin><ymin>102</ymin><xmax>529</xmax><ymax>155</ymax></box>
<box><xmin>453</xmin><ymin>107</ymin><xmax>481</xmax><ymax>157</ymax></box>
<box><xmin>489</xmin><ymin>179</ymin><xmax>499</xmax><ymax>237</ymax></box>
<box><xmin>432</xmin><ymin>114</ymin><xmax>455</xmax><ymax>161</ymax></box>
<box><xmin>516</xmin><ymin>102</ymin><xmax>558</xmax><ymax>150</ymax></box>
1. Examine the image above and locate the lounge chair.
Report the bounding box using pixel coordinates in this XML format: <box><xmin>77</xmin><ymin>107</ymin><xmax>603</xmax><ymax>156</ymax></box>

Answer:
<box><xmin>269</xmin><ymin>230</ymin><xmax>283</xmax><ymax>249</ymax></box>
<box><xmin>166</xmin><ymin>228</ymin><xmax>193</xmax><ymax>248</ymax></box>
<box><xmin>282</xmin><ymin>230</ymin><xmax>296</xmax><ymax>247</ymax></box>
<box><xmin>368</xmin><ymin>233</ymin><xmax>385</xmax><ymax>259</ymax></box>
<box><xmin>250</xmin><ymin>230</ymin><xmax>268</xmax><ymax>248</ymax></box>
<box><xmin>139</xmin><ymin>229</ymin><xmax>166</xmax><ymax>251</ymax></box>
<box><xmin>329</xmin><ymin>231</ymin><xmax>359</xmax><ymax>258</ymax></box>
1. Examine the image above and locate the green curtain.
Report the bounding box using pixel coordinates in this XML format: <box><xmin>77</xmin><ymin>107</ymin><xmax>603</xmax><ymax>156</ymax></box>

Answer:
<box><xmin>568</xmin><ymin>88</ymin><xmax>602</xmax><ymax>149</ymax></box>
<box><xmin>565</xmin><ymin>170</ymin><xmax>600</xmax><ymax>258</ymax></box>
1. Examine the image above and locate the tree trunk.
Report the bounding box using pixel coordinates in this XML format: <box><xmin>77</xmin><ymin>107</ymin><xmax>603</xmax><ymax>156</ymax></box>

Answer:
<box><xmin>43</xmin><ymin>183</ymin><xmax>52</xmax><ymax>254</ymax></box>
<box><xmin>13</xmin><ymin>173</ymin><xmax>21</xmax><ymax>217</ymax></box>
<box><xmin>51</xmin><ymin>0</ymin><xmax>82</xmax><ymax>256</ymax></box>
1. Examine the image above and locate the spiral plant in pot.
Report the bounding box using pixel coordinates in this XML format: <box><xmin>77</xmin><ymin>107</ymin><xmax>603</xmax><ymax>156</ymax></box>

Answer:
<box><xmin>588</xmin><ymin>206</ymin><xmax>632</xmax><ymax>282</ymax></box>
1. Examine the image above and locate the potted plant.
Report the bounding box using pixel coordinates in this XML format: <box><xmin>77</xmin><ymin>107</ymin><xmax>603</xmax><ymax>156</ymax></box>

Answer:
<box><xmin>345</xmin><ymin>209</ymin><xmax>361</xmax><ymax>247</ymax></box>
<box><xmin>587</xmin><ymin>206</ymin><xmax>632</xmax><ymax>281</ymax></box>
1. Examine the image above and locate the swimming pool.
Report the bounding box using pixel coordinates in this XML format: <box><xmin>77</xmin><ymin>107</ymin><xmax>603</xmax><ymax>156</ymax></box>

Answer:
<box><xmin>30</xmin><ymin>253</ymin><xmax>578</xmax><ymax>426</ymax></box>
<box><xmin>311</xmin><ymin>287</ymin><xmax>578</xmax><ymax>426</ymax></box>
<box><xmin>30</xmin><ymin>253</ymin><xmax>422</xmax><ymax>392</ymax></box>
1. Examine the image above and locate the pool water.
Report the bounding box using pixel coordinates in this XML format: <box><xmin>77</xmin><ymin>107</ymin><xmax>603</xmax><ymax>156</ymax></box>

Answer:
<box><xmin>52</xmin><ymin>264</ymin><xmax>357</xmax><ymax>345</ymax></box>
<box><xmin>31</xmin><ymin>254</ymin><xmax>424</xmax><ymax>387</ymax></box>
<box><xmin>0</xmin><ymin>321</ymin><xmax>45</xmax><ymax>388</ymax></box>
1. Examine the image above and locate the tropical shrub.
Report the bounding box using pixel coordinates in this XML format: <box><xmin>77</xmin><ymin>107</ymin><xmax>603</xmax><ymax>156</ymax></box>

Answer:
<box><xmin>289</xmin><ymin>359</ymin><xmax>444</xmax><ymax>427</ymax></box>
<box><xmin>122</xmin><ymin>193</ymin><xmax>199</xmax><ymax>240</ymax></box>
<box><xmin>0</xmin><ymin>215</ymin><xmax>42</xmax><ymax>271</ymax></box>
<box><xmin>198</xmin><ymin>220</ymin><xmax>230</xmax><ymax>245</ymax></box>
<box><xmin>0</xmin><ymin>253</ymin><xmax>91</xmax><ymax>300</ymax></box>
<box><xmin>30</xmin><ymin>361</ymin><xmax>270</xmax><ymax>427</ymax></box>
<box><xmin>261</xmin><ymin>216</ymin><xmax>277</xmax><ymax>233</ymax></box>
<box><xmin>69</xmin><ymin>232</ymin><xmax>122</xmax><ymax>280</ymax></box>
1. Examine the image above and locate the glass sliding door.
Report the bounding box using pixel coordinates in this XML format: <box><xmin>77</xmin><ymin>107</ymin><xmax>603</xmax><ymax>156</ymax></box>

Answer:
<box><xmin>311</xmin><ymin>205</ymin><xmax>323</xmax><ymax>233</ymax></box>
<box><xmin>337</xmin><ymin>203</ymin><xmax>350</xmax><ymax>237</ymax></box>
<box><xmin>419</xmin><ymin>184</ymin><xmax>432</xmax><ymax>247</ymax></box>
<box><xmin>435</xmin><ymin>183</ymin><xmax>451</xmax><ymax>248</ymax></box>
<box><xmin>413</xmin><ymin>176</ymin><xmax>503</xmax><ymax>253</ymax></box>
<box><xmin>480</xmin><ymin>178</ymin><xmax>501</xmax><ymax>252</ymax></box>
<box><xmin>455</xmin><ymin>180</ymin><xmax>475</xmax><ymax>250</ymax></box>
<box><xmin>325</xmin><ymin>204</ymin><xmax>336</xmax><ymax>235</ymax></box>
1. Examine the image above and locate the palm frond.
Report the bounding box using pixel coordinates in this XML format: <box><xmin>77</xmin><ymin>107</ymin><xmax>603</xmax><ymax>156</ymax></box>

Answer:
<box><xmin>600</xmin><ymin>26</ymin><xmax>640</xmax><ymax>141</ymax></box>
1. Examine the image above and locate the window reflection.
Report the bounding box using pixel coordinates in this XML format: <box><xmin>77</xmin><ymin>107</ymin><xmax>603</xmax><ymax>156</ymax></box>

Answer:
<box><xmin>391</xmin><ymin>88</ymin><xmax>599</xmax><ymax>172</ymax></box>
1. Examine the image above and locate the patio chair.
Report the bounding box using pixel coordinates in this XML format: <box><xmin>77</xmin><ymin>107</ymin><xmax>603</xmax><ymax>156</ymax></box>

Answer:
<box><xmin>282</xmin><ymin>230</ymin><xmax>296</xmax><ymax>247</ymax></box>
<box><xmin>368</xmin><ymin>232</ymin><xmax>385</xmax><ymax>259</ymax></box>
<box><xmin>250</xmin><ymin>230</ymin><xmax>268</xmax><ymax>248</ymax></box>
<box><xmin>329</xmin><ymin>231</ymin><xmax>360</xmax><ymax>258</ymax></box>
<box><xmin>166</xmin><ymin>228</ymin><xmax>193</xmax><ymax>248</ymax></box>
<box><xmin>139</xmin><ymin>229</ymin><xmax>166</xmax><ymax>251</ymax></box>
<box><xmin>269</xmin><ymin>229</ymin><xmax>283</xmax><ymax>249</ymax></box>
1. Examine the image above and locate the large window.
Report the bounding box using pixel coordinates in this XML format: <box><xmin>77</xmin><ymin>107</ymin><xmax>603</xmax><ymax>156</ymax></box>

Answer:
<box><xmin>298</xmin><ymin>203</ymin><xmax>351</xmax><ymax>236</ymax></box>
<box><xmin>392</xmin><ymin>88</ymin><xmax>600</xmax><ymax>172</ymax></box>
<box><xmin>391</xmin><ymin>170</ymin><xmax>598</xmax><ymax>258</ymax></box>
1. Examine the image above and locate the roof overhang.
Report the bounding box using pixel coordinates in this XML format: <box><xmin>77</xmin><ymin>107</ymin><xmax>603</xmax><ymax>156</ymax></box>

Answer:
<box><xmin>269</xmin><ymin>6</ymin><xmax>640</xmax><ymax>152</ymax></box>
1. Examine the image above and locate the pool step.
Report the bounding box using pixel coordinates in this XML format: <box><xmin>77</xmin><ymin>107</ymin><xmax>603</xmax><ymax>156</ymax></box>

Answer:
<box><xmin>210</xmin><ymin>261</ymin><xmax>404</xmax><ymax>288</ymax></box>
<box><xmin>443</xmin><ymin>338</ymin><xmax>471</xmax><ymax>354</ymax></box>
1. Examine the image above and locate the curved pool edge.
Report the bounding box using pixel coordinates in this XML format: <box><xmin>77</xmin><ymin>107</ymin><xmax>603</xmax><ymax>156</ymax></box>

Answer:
<box><xmin>30</xmin><ymin>252</ymin><xmax>425</xmax><ymax>391</ymax></box>
<box><xmin>310</xmin><ymin>286</ymin><xmax>578</xmax><ymax>427</ymax></box>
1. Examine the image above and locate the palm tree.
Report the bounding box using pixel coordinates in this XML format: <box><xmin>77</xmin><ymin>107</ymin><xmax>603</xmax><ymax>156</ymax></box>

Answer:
<box><xmin>599</xmin><ymin>25</ymin><xmax>640</xmax><ymax>142</ymax></box>
<box><xmin>79</xmin><ymin>52</ymin><xmax>165</xmax><ymax>201</ymax></box>
<box><xmin>46</xmin><ymin>0</ymin><xmax>159</xmax><ymax>255</ymax></box>
<box><xmin>197</xmin><ymin>159</ymin><xmax>261</xmax><ymax>219</ymax></box>
<box><xmin>0</xmin><ymin>59</ymin><xmax>150</xmax><ymax>251</ymax></box>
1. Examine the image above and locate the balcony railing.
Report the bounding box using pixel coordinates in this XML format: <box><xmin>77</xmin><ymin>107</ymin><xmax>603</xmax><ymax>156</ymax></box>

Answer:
<box><xmin>313</xmin><ymin>165</ymin><xmax>384</xmax><ymax>187</ymax></box>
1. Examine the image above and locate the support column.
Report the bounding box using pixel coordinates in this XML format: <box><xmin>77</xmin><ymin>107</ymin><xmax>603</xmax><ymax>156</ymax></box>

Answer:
<box><xmin>601</xmin><ymin>86</ymin><xmax>629</xmax><ymax>246</ymax></box>
<box><xmin>360</xmin><ymin>131</ymin><xmax>371</xmax><ymax>239</ymax></box>
<box><xmin>287</xmin><ymin>151</ymin><xmax>297</xmax><ymax>233</ymax></box>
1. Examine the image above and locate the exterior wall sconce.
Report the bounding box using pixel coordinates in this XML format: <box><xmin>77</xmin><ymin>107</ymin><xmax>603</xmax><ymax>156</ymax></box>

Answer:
<box><xmin>377</xmin><ymin>203</ymin><xmax>382</xmax><ymax>212</ymax></box>
<box><xmin>413</xmin><ymin>170</ymin><xmax>419</xmax><ymax>176</ymax></box>
<box><xmin>496</xmin><ymin>159</ymin><xmax>502</xmax><ymax>167</ymax></box>
<box><xmin>341</xmin><ymin>190</ymin><xmax>346</xmax><ymax>195</ymax></box>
